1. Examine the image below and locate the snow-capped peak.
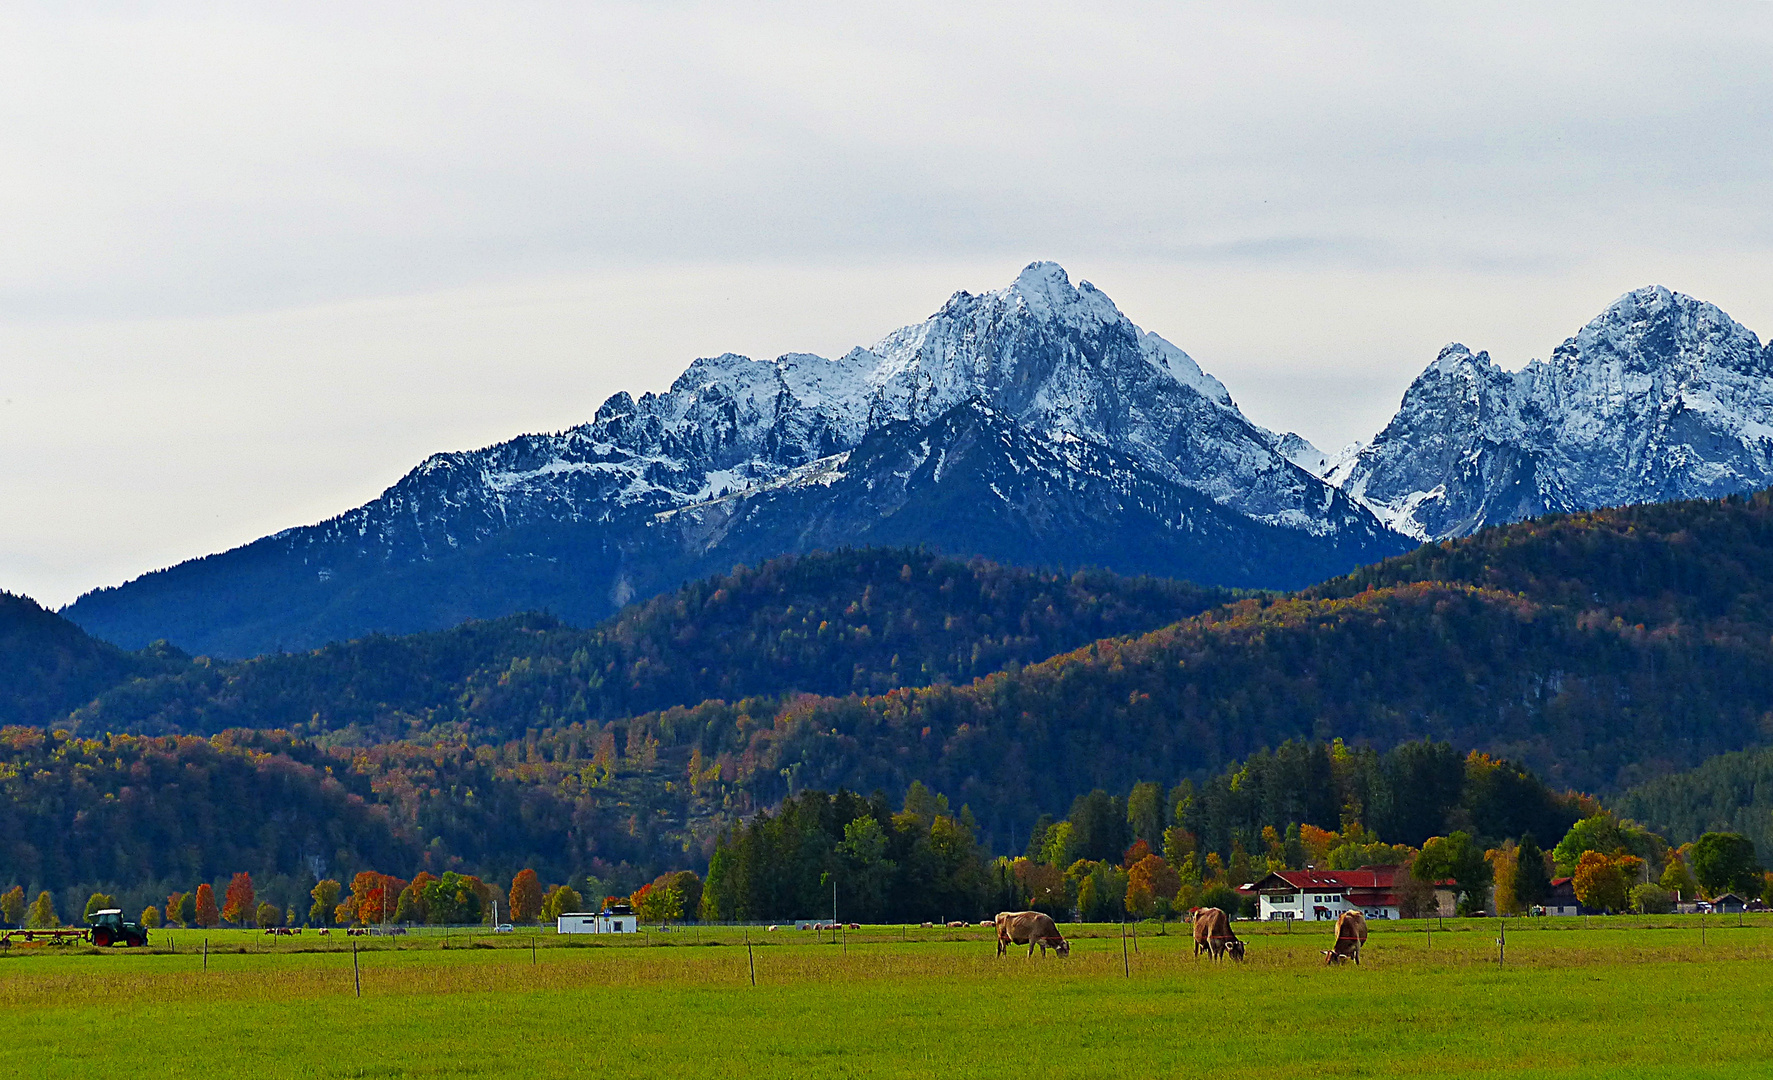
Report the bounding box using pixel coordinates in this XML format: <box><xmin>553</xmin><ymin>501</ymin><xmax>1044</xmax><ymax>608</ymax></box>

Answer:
<box><xmin>1332</xmin><ymin>285</ymin><xmax>1773</xmax><ymax>540</ymax></box>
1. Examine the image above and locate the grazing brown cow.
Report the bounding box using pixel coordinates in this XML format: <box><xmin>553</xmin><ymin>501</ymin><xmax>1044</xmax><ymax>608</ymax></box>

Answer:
<box><xmin>1323</xmin><ymin>910</ymin><xmax>1368</xmax><ymax>965</ymax></box>
<box><xmin>994</xmin><ymin>911</ymin><xmax>1070</xmax><ymax>958</ymax></box>
<box><xmin>1189</xmin><ymin>907</ymin><xmax>1245</xmax><ymax>961</ymax></box>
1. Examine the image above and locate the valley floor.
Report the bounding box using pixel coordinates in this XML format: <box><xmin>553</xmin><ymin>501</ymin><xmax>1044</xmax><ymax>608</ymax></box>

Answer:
<box><xmin>3</xmin><ymin>918</ymin><xmax>1769</xmax><ymax>1078</ymax></box>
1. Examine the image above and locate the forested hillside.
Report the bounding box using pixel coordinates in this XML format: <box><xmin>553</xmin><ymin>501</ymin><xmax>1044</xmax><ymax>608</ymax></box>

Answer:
<box><xmin>1316</xmin><ymin>490</ymin><xmax>1773</xmax><ymax>631</ymax></box>
<box><xmin>1616</xmin><ymin>748</ymin><xmax>1773</xmax><ymax>857</ymax></box>
<box><xmin>0</xmin><ymin>592</ymin><xmax>184</xmax><ymax>726</ymax></box>
<box><xmin>0</xmin><ymin>727</ymin><xmax>418</xmax><ymax>925</ymax></box>
<box><xmin>715</xmin><ymin>492</ymin><xmax>1773</xmax><ymax>829</ymax></box>
<box><xmin>68</xmin><ymin>549</ymin><xmax>1231</xmax><ymax>742</ymax></box>
<box><xmin>15</xmin><ymin>493</ymin><xmax>1773</xmax><ymax>911</ymax></box>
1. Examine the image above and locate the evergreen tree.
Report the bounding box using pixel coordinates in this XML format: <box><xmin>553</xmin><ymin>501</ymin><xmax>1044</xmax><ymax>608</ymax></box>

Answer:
<box><xmin>1514</xmin><ymin>833</ymin><xmax>1552</xmax><ymax>909</ymax></box>
<box><xmin>1126</xmin><ymin>782</ymin><xmax>1165</xmax><ymax>849</ymax></box>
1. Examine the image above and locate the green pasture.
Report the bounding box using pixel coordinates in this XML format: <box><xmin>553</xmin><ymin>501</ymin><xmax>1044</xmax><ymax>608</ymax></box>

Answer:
<box><xmin>4</xmin><ymin>916</ymin><xmax>1771</xmax><ymax>1078</ymax></box>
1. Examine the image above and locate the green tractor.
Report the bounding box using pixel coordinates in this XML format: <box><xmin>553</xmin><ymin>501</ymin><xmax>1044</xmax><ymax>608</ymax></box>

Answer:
<box><xmin>87</xmin><ymin>908</ymin><xmax>148</xmax><ymax>948</ymax></box>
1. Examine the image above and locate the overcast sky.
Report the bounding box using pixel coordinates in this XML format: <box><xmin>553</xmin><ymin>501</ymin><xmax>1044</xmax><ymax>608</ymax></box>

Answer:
<box><xmin>3</xmin><ymin>2</ymin><xmax>1772</xmax><ymax>606</ymax></box>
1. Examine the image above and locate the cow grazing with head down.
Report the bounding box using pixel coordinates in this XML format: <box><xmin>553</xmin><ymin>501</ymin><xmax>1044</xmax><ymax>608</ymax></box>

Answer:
<box><xmin>995</xmin><ymin>911</ymin><xmax>1070</xmax><ymax>958</ymax></box>
<box><xmin>1323</xmin><ymin>910</ymin><xmax>1368</xmax><ymax>965</ymax></box>
<box><xmin>1190</xmin><ymin>907</ymin><xmax>1245</xmax><ymax>961</ymax></box>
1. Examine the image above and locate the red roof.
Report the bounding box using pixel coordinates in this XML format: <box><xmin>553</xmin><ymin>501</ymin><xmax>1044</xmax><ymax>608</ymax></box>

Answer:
<box><xmin>1254</xmin><ymin>866</ymin><xmax>1403</xmax><ymax>892</ymax></box>
<box><xmin>1250</xmin><ymin>864</ymin><xmax>1452</xmax><ymax>909</ymax></box>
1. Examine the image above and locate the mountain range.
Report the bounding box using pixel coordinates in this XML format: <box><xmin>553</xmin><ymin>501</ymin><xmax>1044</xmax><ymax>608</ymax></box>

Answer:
<box><xmin>58</xmin><ymin>266</ymin><xmax>1773</xmax><ymax>659</ymax></box>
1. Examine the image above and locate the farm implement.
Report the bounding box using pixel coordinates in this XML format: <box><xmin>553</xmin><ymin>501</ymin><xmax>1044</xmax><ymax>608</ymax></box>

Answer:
<box><xmin>2</xmin><ymin>909</ymin><xmax>149</xmax><ymax>948</ymax></box>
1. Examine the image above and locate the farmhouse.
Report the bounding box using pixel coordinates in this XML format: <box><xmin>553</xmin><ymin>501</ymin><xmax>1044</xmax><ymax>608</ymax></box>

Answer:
<box><xmin>1541</xmin><ymin>877</ymin><xmax>1582</xmax><ymax>916</ymax></box>
<box><xmin>556</xmin><ymin>905</ymin><xmax>639</xmax><ymax>934</ymax></box>
<box><xmin>1248</xmin><ymin>866</ymin><xmax>1409</xmax><ymax>921</ymax></box>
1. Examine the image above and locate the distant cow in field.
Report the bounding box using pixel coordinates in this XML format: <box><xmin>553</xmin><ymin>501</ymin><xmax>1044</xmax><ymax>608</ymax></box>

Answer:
<box><xmin>316</xmin><ymin>928</ymin><xmax>330</xmax><ymax>936</ymax></box>
<box><xmin>1190</xmin><ymin>907</ymin><xmax>1244</xmax><ymax>961</ymax></box>
<box><xmin>995</xmin><ymin>911</ymin><xmax>1070</xmax><ymax>958</ymax></box>
<box><xmin>946</xmin><ymin>920</ymin><xmax>967</xmax><ymax>929</ymax></box>
<box><xmin>1323</xmin><ymin>910</ymin><xmax>1368</xmax><ymax>965</ymax></box>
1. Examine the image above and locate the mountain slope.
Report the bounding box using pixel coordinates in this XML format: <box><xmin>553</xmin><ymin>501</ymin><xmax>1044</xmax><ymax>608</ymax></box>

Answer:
<box><xmin>63</xmin><ymin>263</ymin><xmax>1403</xmax><ymax>657</ymax></box>
<box><xmin>1335</xmin><ymin>287</ymin><xmax>1773</xmax><ymax>539</ymax></box>
<box><xmin>0</xmin><ymin>591</ymin><xmax>183</xmax><ymax>726</ymax></box>
<box><xmin>642</xmin><ymin>489</ymin><xmax>1773</xmax><ymax>836</ymax></box>
<box><xmin>66</xmin><ymin>548</ymin><xmax>1235</xmax><ymax>743</ymax></box>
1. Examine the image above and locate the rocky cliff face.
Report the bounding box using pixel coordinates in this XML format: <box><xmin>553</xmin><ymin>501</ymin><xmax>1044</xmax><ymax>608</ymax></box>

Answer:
<box><xmin>1335</xmin><ymin>287</ymin><xmax>1773</xmax><ymax>539</ymax></box>
<box><xmin>66</xmin><ymin>263</ymin><xmax>1404</xmax><ymax>656</ymax></box>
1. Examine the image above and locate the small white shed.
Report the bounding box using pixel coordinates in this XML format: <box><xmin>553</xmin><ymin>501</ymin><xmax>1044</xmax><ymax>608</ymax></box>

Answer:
<box><xmin>556</xmin><ymin>911</ymin><xmax>639</xmax><ymax>934</ymax></box>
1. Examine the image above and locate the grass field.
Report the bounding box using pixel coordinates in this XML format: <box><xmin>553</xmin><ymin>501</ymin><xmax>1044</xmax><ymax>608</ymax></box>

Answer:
<box><xmin>3</xmin><ymin>916</ymin><xmax>1770</xmax><ymax>1078</ymax></box>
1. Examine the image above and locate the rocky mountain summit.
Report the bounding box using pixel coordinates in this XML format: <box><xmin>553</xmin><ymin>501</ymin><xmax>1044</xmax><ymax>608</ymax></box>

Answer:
<box><xmin>1327</xmin><ymin>286</ymin><xmax>1773</xmax><ymax>540</ymax></box>
<box><xmin>65</xmin><ymin>263</ymin><xmax>1403</xmax><ymax>656</ymax></box>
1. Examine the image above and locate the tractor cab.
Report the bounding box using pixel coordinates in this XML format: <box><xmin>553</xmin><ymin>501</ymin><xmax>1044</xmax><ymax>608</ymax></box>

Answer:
<box><xmin>87</xmin><ymin>908</ymin><xmax>148</xmax><ymax>948</ymax></box>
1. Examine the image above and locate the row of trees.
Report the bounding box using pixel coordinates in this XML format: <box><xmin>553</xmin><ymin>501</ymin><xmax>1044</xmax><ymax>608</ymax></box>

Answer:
<box><xmin>0</xmin><ymin>861</ymin><xmax>712</xmax><ymax>931</ymax></box>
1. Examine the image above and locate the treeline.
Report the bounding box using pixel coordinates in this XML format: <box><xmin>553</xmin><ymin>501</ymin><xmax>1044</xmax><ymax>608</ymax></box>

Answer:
<box><xmin>702</xmin><ymin>785</ymin><xmax>991</xmax><ymax>923</ymax></box>
<box><xmin>697</xmin><ymin>742</ymin><xmax>1588</xmax><ymax>922</ymax></box>
<box><xmin>65</xmin><ymin>549</ymin><xmax>1232</xmax><ymax>743</ymax></box>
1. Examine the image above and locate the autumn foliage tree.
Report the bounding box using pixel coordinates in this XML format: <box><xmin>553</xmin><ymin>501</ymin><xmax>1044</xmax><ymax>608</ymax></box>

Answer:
<box><xmin>1</xmin><ymin>885</ymin><xmax>25</xmax><ymax>927</ymax></box>
<box><xmin>221</xmin><ymin>872</ymin><xmax>255</xmax><ymax>926</ymax></box>
<box><xmin>509</xmin><ymin>869</ymin><xmax>543</xmax><ymax>925</ymax></box>
<box><xmin>1126</xmin><ymin>854</ymin><xmax>1181</xmax><ymax>918</ymax></box>
<box><xmin>178</xmin><ymin>891</ymin><xmax>197</xmax><ymax>927</ymax></box>
<box><xmin>396</xmin><ymin>872</ymin><xmax>438</xmax><ymax>924</ymax></box>
<box><xmin>632</xmin><ymin>882</ymin><xmax>683</xmax><ymax>925</ymax></box>
<box><xmin>1486</xmin><ymin>841</ymin><xmax>1521</xmax><ymax>915</ymax></box>
<box><xmin>336</xmin><ymin>872</ymin><xmax>405</xmax><ymax>926</ymax></box>
<box><xmin>194</xmin><ymin>883</ymin><xmax>219</xmax><ymax>928</ymax></box>
<box><xmin>27</xmin><ymin>891</ymin><xmax>57</xmax><ymax>928</ymax></box>
<box><xmin>1573</xmin><ymin>851</ymin><xmax>1630</xmax><ymax>913</ymax></box>
<box><xmin>256</xmin><ymin>901</ymin><xmax>282</xmax><ymax>929</ymax></box>
<box><xmin>164</xmin><ymin>892</ymin><xmax>185</xmax><ymax>928</ymax></box>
